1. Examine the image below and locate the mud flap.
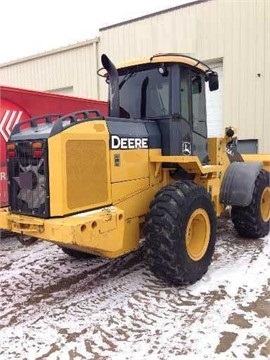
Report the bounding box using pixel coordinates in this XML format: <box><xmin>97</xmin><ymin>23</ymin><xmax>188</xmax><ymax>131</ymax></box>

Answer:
<box><xmin>220</xmin><ymin>162</ymin><xmax>263</xmax><ymax>206</ymax></box>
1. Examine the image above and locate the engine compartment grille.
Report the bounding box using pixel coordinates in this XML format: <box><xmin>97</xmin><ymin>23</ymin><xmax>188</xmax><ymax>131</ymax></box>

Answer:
<box><xmin>66</xmin><ymin>140</ymin><xmax>108</xmax><ymax>210</ymax></box>
<box><xmin>8</xmin><ymin>140</ymin><xmax>50</xmax><ymax>217</ymax></box>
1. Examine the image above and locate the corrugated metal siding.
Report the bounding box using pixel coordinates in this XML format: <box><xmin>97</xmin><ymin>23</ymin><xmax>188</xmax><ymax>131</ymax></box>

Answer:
<box><xmin>0</xmin><ymin>0</ymin><xmax>269</xmax><ymax>151</ymax></box>
<box><xmin>0</xmin><ymin>39</ymin><xmax>100</xmax><ymax>100</ymax></box>
<box><xmin>222</xmin><ymin>0</ymin><xmax>269</xmax><ymax>152</ymax></box>
<box><xmin>263</xmin><ymin>0</ymin><xmax>270</xmax><ymax>153</ymax></box>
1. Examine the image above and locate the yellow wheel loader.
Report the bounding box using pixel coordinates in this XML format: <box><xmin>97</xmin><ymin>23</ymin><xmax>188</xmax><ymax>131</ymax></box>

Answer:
<box><xmin>1</xmin><ymin>53</ymin><xmax>269</xmax><ymax>285</ymax></box>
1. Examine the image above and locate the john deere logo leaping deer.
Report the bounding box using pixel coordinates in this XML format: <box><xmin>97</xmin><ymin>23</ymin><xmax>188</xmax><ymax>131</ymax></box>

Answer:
<box><xmin>0</xmin><ymin>110</ymin><xmax>23</xmax><ymax>142</ymax></box>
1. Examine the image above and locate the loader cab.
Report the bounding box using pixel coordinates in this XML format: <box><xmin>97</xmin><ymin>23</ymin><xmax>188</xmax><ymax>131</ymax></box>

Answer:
<box><xmin>102</xmin><ymin>54</ymin><xmax>219</xmax><ymax>164</ymax></box>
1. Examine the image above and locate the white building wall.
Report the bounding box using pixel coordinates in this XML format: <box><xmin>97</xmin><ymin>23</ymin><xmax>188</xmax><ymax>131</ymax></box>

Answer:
<box><xmin>221</xmin><ymin>0</ymin><xmax>270</xmax><ymax>153</ymax></box>
<box><xmin>0</xmin><ymin>39</ymin><xmax>101</xmax><ymax>100</ymax></box>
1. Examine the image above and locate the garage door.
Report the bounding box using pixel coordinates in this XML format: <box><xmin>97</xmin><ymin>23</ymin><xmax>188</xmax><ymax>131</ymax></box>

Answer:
<box><xmin>206</xmin><ymin>63</ymin><xmax>223</xmax><ymax>137</ymax></box>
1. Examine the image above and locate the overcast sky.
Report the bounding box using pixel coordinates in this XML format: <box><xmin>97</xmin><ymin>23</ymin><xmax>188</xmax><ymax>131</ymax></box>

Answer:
<box><xmin>0</xmin><ymin>0</ymin><xmax>194</xmax><ymax>64</ymax></box>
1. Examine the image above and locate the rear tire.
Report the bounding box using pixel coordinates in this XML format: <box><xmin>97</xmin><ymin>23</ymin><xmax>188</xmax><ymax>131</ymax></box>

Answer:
<box><xmin>231</xmin><ymin>169</ymin><xmax>270</xmax><ymax>238</ymax></box>
<box><xmin>144</xmin><ymin>181</ymin><xmax>216</xmax><ymax>286</ymax></box>
<box><xmin>60</xmin><ymin>246</ymin><xmax>98</xmax><ymax>259</ymax></box>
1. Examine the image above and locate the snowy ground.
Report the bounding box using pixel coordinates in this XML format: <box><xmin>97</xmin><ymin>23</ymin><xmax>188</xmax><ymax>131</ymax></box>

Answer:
<box><xmin>0</xmin><ymin>217</ymin><xmax>269</xmax><ymax>360</ymax></box>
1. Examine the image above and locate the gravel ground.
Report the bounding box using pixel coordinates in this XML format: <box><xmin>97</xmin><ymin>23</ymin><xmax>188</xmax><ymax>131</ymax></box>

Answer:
<box><xmin>0</xmin><ymin>217</ymin><xmax>269</xmax><ymax>360</ymax></box>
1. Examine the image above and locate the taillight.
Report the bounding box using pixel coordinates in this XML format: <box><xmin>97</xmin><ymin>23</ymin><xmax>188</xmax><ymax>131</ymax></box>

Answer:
<box><xmin>7</xmin><ymin>142</ymin><xmax>16</xmax><ymax>158</ymax></box>
<box><xmin>32</xmin><ymin>141</ymin><xmax>43</xmax><ymax>158</ymax></box>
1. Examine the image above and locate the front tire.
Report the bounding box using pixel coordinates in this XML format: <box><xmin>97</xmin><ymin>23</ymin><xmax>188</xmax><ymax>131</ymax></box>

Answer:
<box><xmin>231</xmin><ymin>169</ymin><xmax>270</xmax><ymax>238</ymax></box>
<box><xmin>144</xmin><ymin>181</ymin><xmax>216</xmax><ymax>286</ymax></box>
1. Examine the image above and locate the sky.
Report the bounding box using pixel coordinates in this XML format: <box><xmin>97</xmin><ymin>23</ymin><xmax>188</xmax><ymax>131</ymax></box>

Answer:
<box><xmin>0</xmin><ymin>0</ymin><xmax>193</xmax><ymax>64</ymax></box>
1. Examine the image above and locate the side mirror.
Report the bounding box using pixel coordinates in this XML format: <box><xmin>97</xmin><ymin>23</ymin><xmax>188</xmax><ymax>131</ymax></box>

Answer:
<box><xmin>208</xmin><ymin>72</ymin><xmax>219</xmax><ymax>91</ymax></box>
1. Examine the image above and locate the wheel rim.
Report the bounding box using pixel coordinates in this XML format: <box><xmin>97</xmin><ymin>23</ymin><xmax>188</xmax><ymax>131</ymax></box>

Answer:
<box><xmin>260</xmin><ymin>187</ymin><xmax>270</xmax><ymax>222</ymax></box>
<box><xmin>185</xmin><ymin>208</ymin><xmax>210</xmax><ymax>261</ymax></box>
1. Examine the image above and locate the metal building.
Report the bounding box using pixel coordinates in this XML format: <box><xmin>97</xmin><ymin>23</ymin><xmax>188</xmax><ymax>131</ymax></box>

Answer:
<box><xmin>0</xmin><ymin>0</ymin><xmax>269</xmax><ymax>152</ymax></box>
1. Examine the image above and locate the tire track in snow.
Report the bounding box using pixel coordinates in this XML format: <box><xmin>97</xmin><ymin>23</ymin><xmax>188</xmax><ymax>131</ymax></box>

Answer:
<box><xmin>0</xmin><ymin>218</ymin><xmax>269</xmax><ymax>359</ymax></box>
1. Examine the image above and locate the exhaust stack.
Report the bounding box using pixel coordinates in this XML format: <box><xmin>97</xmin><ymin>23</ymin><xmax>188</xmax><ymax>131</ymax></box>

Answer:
<box><xmin>101</xmin><ymin>54</ymin><xmax>120</xmax><ymax>118</ymax></box>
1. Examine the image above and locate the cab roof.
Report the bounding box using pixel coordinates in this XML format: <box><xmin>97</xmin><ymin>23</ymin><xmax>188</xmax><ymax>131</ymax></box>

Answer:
<box><xmin>117</xmin><ymin>53</ymin><xmax>211</xmax><ymax>73</ymax></box>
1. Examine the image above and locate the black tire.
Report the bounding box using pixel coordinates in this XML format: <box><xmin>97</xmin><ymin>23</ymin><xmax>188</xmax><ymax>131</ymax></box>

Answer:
<box><xmin>17</xmin><ymin>235</ymin><xmax>38</xmax><ymax>246</ymax></box>
<box><xmin>144</xmin><ymin>181</ymin><xmax>216</xmax><ymax>286</ymax></box>
<box><xmin>60</xmin><ymin>246</ymin><xmax>98</xmax><ymax>259</ymax></box>
<box><xmin>231</xmin><ymin>169</ymin><xmax>270</xmax><ymax>238</ymax></box>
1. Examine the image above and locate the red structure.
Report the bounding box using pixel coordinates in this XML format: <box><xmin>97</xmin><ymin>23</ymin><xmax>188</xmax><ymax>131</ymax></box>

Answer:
<box><xmin>0</xmin><ymin>86</ymin><xmax>108</xmax><ymax>206</ymax></box>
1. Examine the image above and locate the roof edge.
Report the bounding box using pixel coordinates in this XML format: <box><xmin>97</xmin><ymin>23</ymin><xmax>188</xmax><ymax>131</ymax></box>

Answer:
<box><xmin>100</xmin><ymin>0</ymin><xmax>211</xmax><ymax>32</ymax></box>
<box><xmin>0</xmin><ymin>37</ymin><xmax>100</xmax><ymax>68</ymax></box>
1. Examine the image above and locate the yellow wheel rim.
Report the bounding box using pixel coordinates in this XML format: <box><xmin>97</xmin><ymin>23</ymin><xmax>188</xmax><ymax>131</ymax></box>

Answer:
<box><xmin>260</xmin><ymin>187</ymin><xmax>270</xmax><ymax>222</ymax></box>
<box><xmin>186</xmin><ymin>208</ymin><xmax>211</xmax><ymax>261</ymax></box>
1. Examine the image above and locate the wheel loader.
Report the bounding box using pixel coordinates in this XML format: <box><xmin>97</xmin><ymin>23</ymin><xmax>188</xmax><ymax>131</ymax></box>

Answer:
<box><xmin>0</xmin><ymin>53</ymin><xmax>269</xmax><ymax>285</ymax></box>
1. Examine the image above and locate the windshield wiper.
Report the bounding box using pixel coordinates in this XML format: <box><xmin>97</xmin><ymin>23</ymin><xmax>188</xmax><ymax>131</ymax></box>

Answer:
<box><xmin>119</xmin><ymin>71</ymin><xmax>137</xmax><ymax>89</ymax></box>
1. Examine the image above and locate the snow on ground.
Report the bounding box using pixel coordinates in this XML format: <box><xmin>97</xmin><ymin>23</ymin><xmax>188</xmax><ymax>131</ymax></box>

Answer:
<box><xmin>0</xmin><ymin>217</ymin><xmax>269</xmax><ymax>360</ymax></box>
